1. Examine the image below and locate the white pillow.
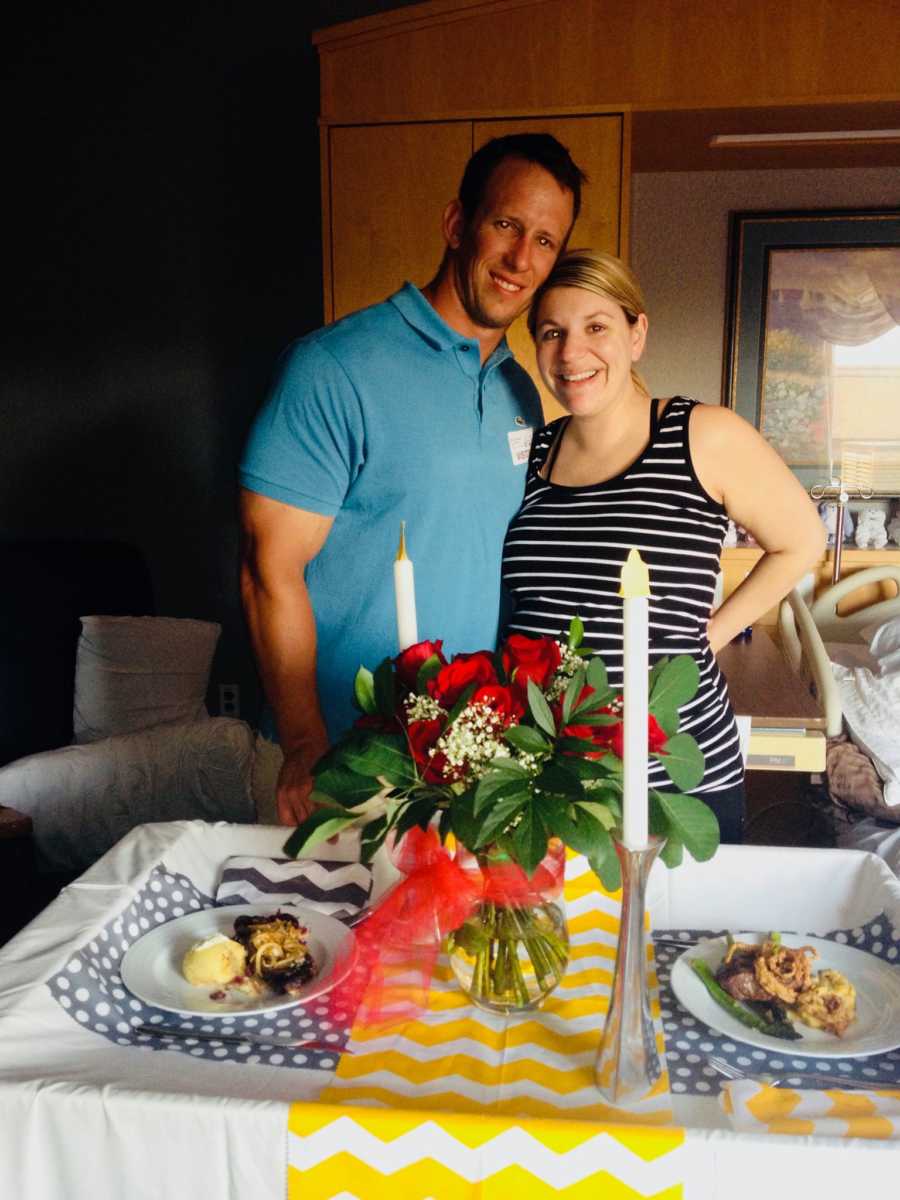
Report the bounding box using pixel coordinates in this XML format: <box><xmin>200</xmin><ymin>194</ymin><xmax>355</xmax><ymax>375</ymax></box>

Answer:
<box><xmin>859</xmin><ymin>614</ymin><xmax>900</xmax><ymax>677</ymax></box>
<box><xmin>831</xmin><ymin>662</ymin><xmax>900</xmax><ymax>807</ymax></box>
<box><xmin>73</xmin><ymin>615</ymin><xmax>220</xmax><ymax>744</ymax></box>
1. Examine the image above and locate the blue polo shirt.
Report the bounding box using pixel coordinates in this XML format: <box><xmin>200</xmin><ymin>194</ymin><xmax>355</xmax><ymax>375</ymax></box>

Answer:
<box><xmin>240</xmin><ymin>283</ymin><xmax>542</xmax><ymax>739</ymax></box>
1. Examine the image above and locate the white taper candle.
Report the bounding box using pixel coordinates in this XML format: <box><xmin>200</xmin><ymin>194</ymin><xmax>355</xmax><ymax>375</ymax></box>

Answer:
<box><xmin>620</xmin><ymin>548</ymin><xmax>650</xmax><ymax>849</ymax></box>
<box><xmin>394</xmin><ymin>521</ymin><xmax>418</xmax><ymax>651</ymax></box>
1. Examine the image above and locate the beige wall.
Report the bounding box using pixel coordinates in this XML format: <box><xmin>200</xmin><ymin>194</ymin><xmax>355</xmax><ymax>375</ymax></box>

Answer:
<box><xmin>630</xmin><ymin>168</ymin><xmax>899</xmax><ymax>406</ymax></box>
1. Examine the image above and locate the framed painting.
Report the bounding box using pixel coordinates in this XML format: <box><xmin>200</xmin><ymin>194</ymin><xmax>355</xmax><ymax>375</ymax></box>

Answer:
<box><xmin>723</xmin><ymin>208</ymin><xmax>900</xmax><ymax>492</ymax></box>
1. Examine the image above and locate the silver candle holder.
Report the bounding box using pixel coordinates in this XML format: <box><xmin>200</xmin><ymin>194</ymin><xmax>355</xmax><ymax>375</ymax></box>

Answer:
<box><xmin>595</xmin><ymin>835</ymin><xmax>665</xmax><ymax>1105</ymax></box>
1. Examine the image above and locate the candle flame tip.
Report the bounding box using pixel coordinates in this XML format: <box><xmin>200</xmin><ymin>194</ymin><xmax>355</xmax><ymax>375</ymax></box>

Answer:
<box><xmin>619</xmin><ymin>547</ymin><xmax>650</xmax><ymax>598</ymax></box>
<box><xmin>396</xmin><ymin>520</ymin><xmax>409</xmax><ymax>562</ymax></box>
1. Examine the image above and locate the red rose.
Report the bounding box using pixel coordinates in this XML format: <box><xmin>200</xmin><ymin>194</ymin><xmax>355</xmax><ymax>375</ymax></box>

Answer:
<box><xmin>406</xmin><ymin>717</ymin><xmax>444</xmax><ymax>772</ymax></box>
<box><xmin>502</xmin><ymin>633</ymin><xmax>561</xmax><ymax>695</ymax></box>
<box><xmin>394</xmin><ymin>639</ymin><xmax>446</xmax><ymax>690</ymax></box>
<box><xmin>648</xmin><ymin>714</ymin><xmax>668</xmax><ymax>753</ymax></box>
<box><xmin>427</xmin><ymin>650</ymin><xmax>497</xmax><ymax>709</ymax></box>
<box><xmin>472</xmin><ymin>684</ymin><xmax>526</xmax><ymax>726</ymax></box>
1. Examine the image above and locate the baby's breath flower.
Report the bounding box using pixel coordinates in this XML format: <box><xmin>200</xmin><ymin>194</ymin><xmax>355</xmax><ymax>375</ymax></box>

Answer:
<box><xmin>405</xmin><ymin>693</ymin><xmax>445</xmax><ymax>722</ymax></box>
<box><xmin>545</xmin><ymin>642</ymin><xmax>589</xmax><ymax>701</ymax></box>
<box><xmin>432</xmin><ymin>702</ymin><xmax>507</xmax><ymax>782</ymax></box>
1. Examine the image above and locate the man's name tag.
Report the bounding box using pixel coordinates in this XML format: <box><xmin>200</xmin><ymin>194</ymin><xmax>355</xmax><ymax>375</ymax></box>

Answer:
<box><xmin>508</xmin><ymin>427</ymin><xmax>533</xmax><ymax>466</ymax></box>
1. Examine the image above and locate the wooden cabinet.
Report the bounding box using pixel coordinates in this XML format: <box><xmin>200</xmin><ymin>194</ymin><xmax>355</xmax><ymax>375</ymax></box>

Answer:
<box><xmin>721</xmin><ymin>546</ymin><xmax>900</xmax><ymax>626</ymax></box>
<box><xmin>323</xmin><ymin>112</ymin><xmax>626</xmax><ymax>416</ymax></box>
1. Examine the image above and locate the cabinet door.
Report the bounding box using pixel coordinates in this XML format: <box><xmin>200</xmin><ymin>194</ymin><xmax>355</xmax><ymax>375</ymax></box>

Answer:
<box><xmin>327</xmin><ymin>122</ymin><xmax>472</xmax><ymax>321</ymax></box>
<box><xmin>474</xmin><ymin>116</ymin><xmax>625</xmax><ymax>421</ymax></box>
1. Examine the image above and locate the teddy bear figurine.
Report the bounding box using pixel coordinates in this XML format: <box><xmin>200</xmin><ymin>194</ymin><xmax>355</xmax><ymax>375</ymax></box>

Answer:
<box><xmin>818</xmin><ymin>502</ymin><xmax>854</xmax><ymax>546</ymax></box>
<box><xmin>886</xmin><ymin>503</ymin><xmax>900</xmax><ymax>547</ymax></box>
<box><xmin>854</xmin><ymin>505</ymin><xmax>888</xmax><ymax>549</ymax></box>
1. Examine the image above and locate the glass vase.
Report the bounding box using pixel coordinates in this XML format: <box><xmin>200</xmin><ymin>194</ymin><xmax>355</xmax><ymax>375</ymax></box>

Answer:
<box><xmin>595</xmin><ymin>835</ymin><xmax>665</xmax><ymax>1104</ymax></box>
<box><xmin>446</xmin><ymin>841</ymin><xmax>569</xmax><ymax>1013</ymax></box>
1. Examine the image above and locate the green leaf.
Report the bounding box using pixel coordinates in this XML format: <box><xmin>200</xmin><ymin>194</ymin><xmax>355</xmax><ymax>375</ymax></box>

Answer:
<box><xmin>564</xmin><ymin>755</ymin><xmax>616</xmax><ymax>782</ymax></box>
<box><xmin>343</xmin><ymin>734</ymin><xmax>416</xmax><ymax>785</ymax></box>
<box><xmin>393</xmin><ymin>797</ymin><xmax>439</xmax><ymax>842</ymax></box>
<box><xmin>567</xmin><ymin>708</ymin><xmax>618</xmax><ymax>726</ymax></box>
<box><xmin>534</xmin><ymin>762</ymin><xmax>584</xmax><ymax>798</ymax></box>
<box><xmin>576</xmin><ymin>799</ymin><xmax>618</xmax><ymax>830</ymax></box>
<box><xmin>556</xmin><ymin>734</ymin><xmax>605</xmax><ymax>755</ymax></box>
<box><xmin>648</xmin><ymin>654</ymin><xmax>699</xmax><ymax>711</ymax></box>
<box><xmin>561</xmin><ymin>665</ymin><xmax>587</xmax><ymax>725</ymax></box>
<box><xmin>491</xmin><ymin>650</ymin><xmax>508</xmax><ymax>685</ymax></box>
<box><xmin>353</xmin><ymin>666</ymin><xmax>377</xmax><ymax>715</ymax></box>
<box><xmin>647</xmin><ymin>656</ymin><xmax>670</xmax><ymax>695</ymax></box>
<box><xmin>652</xmin><ymin>704</ymin><xmax>679</xmax><ymax>738</ymax></box>
<box><xmin>504</xmin><ymin>724</ymin><xmax>551</xmax><ymax>755</ymax></box>
<box><xmin>654</xmin><ymin>731</ymin><xmax>704</xmax><ymax>791</ymax></box>
<box><xmin>474</xmin><ymin>775</ymin><xmax>532</xmax><ymax>817</ymax></box>
<box><xmin>415</xmin><ymin>654</ymin><xmax>444</xmax><ymax>693</ymax></box>
<box><xmin>588</xmin><ymin>837</ymin><xmax>621</xmax><ymax>892</ymax></box>
<box><xmin>548</xmin><ymin>803</ymin><xmax>610</xmax><ymax>857</ymax></box>
<box><xmin>585</xmin><ymin>655</ymin><xmax>609</xmax><ymax>695</ymax></box>
<box><xmin>487</xmin><ymin>756</ymin><xmax>529</xmax><ymax>776</ymax></box>
<box><xmin>283</xmin><ymin>807</ymin><xmax>356</xmax><ymax>857</ymax></box>
<box><xmin>653</xmin><ymin>789</ymin><xmax>720</xmax><ymax>862</ymax></box>
<box><xmin>373</xmin><ymin>657</ymin><xmax>397</xmax><ymax>718</ymax></box>
<box><xmin>359</xmin><ymin>814</ymin><xmax>389</xmax><ymax>864</ymax></box>
<box><xmin>567</xmin><ymin>615</ymin><xmax>585</xmax><ymax>650</ymax></box>
<box><xmin>449</xmin><ymin>789</ymin><xmax>480</xmax><ymax>850</ymax></box>
<box><xmin>526</xmin><ymin>678</ymin><xmax>556</xmax><ymax>737</ymax></box>
<box><xmin>472</xmin><ymin>790</ymin><xmax>530</xmax><ymax>847</ymax></box>
<box><xmin>660</xmin><ymin>836</ymin><xmax>684</xmax><ymax>868</ymax></box>
<box><xmin>314</xmin><ymin>763</ymin><xmax>383</xmax><ymax>808</ymax></box>
<box><xmin>510</xmin><ymin>804</ymin><xmax>549</xmax><ymax>874</ymax></box>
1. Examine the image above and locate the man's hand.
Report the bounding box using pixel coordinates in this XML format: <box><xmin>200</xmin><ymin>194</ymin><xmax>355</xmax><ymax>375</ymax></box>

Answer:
<box><xmin>276</xmin><ymin>745</ymin><xmax>327</xmax><ymax>826</ymax></box>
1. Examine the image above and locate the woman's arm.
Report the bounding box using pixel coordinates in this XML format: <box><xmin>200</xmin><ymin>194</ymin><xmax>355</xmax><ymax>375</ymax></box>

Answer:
<box><xmin>690</xmin><ymin>404</ymin><xmax>826</xmax><ymax>654</ymax></box>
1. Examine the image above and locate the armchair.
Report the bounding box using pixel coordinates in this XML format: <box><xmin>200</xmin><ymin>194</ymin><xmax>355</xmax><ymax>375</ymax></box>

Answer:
<box><xmin>0</xmin><ymin>541</ymin><xmax>255</xmax><ymax>874</ymax></box>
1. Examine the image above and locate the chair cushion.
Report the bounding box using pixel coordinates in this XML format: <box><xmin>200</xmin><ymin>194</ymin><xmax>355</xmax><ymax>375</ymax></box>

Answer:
<box><xmin>73</xmin><ymin>615</ymin><xmax>220</xmax><ymax>743</ymax></box>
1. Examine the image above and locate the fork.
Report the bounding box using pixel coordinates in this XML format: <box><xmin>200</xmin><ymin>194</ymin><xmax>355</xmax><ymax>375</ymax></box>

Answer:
<box><xmin>705</xmin><ymin>1054</ymin><xmax>896</xmax><ymax>1092</ymax></box>
<box><xmin>134</xmin><ymin>1023</ymin><xmax>350</xmax><ymax>1052</ymax></box>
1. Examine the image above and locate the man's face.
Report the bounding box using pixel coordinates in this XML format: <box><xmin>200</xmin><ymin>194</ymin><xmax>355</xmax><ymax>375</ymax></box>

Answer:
<box><xmin>448</xmin><ymin>157</ymin><xmax>575</xmax><ymax>333</ymax></box>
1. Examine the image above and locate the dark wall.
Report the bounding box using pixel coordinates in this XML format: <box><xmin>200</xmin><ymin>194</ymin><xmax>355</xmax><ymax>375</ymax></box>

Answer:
<box><xmin>2</xmin><ymin>1</ymin><xmax>420</xmax><ymax>724</ymax></box>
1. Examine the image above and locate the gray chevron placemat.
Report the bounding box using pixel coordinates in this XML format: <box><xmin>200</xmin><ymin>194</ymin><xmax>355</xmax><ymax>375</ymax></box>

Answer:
<box><xmin>215</xmin><ymin>856</ymin><xmax>373</xmax><ymax>919</ymax></box>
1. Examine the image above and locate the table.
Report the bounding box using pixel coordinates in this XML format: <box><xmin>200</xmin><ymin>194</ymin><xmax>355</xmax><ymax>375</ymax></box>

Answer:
<box><xmin>719</xmin><ymin>627</ymin><xmax>826</xmax><ymax>772</ymax></box>
<box><xmin>1</xmin><ymin>820</ymin><xmax>899</xmax><ymax>1200</ymax></box>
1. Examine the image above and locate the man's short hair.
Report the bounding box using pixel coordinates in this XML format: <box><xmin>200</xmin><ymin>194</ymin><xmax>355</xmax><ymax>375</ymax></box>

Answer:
<box><xmin>458</xmin><ymin>133</ymin><xmax>587</xmax><ymax>227</ymax></box>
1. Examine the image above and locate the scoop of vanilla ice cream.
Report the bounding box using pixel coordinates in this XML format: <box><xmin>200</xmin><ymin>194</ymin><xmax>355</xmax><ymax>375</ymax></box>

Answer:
<box><xmin>182</xmin><ymin>933</ymin><xmax>247</xmax><ymax>986</ymax></box>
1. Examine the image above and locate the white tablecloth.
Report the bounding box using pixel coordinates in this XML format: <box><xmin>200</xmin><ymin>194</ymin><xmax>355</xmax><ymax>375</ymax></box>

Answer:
<box><xmin>1</xmin><ymin>821</ymin><xmax>899</xmax><ymax>1199</ymax></box>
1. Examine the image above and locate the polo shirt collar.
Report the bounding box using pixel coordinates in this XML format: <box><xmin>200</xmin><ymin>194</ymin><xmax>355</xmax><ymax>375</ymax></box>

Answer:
<box><xmin>389</xmin><ymin>282</ymin><xmax>514</xmax><ymax>369</ymax></box>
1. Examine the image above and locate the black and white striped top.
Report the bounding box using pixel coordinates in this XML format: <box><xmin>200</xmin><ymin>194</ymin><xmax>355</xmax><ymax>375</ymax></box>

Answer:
<box><xmin>502</xmin><ymin>396</ymin><xmax>743</xmax><ymax>795</ymax></box>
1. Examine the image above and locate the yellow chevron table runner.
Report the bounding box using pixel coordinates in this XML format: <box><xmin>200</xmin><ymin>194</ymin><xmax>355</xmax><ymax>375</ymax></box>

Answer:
<box><xmin>287</xmin><ymin>855</ymin><xmax>689</xmax><ymax>1198</ymax></box>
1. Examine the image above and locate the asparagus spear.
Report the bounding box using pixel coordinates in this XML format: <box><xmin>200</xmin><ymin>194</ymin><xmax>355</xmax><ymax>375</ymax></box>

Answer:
<box><xmin>691</xmin><ymin>960</ymin><xmax>801</xmax><ymax>1040</ymax></box>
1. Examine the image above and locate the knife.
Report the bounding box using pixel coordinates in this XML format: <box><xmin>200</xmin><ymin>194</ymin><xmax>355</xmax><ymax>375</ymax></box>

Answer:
<box><xmin>134</xmin><ymin>1023</ymin><xmax>351</xmax><ymax>1052</ymax></box>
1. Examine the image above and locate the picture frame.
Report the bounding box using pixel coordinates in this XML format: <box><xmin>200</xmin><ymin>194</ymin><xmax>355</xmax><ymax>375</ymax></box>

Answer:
<box><xmin>723</xmin><ymin>208</ymin><xmax>900</xmax><ymax>491</ymax></box>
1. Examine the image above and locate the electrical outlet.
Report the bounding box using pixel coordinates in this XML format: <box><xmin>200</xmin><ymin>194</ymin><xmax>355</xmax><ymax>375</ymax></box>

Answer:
<box><xmin>219</xmin><ymin>683</ymin><xmax>240</xmax><ymax>718</ymax></box>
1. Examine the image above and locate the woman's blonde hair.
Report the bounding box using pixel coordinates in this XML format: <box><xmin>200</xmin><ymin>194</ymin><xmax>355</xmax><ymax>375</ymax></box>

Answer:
<box><xmin>528</xmin><ymin>249</ymin><xmax>650</xmax><ymax>395</ymax></box>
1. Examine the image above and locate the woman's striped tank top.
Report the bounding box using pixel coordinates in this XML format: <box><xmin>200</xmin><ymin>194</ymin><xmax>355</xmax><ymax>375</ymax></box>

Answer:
<box><xmin>502</xmin><ymin>396</ymin><xmax>744</xmax><ymax>795</ymax></box>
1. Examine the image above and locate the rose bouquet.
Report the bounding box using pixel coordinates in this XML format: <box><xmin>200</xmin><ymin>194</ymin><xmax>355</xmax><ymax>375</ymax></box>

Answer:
<box><xmin>284</xmin><ymin>619</ymin><xmax>719</xmax><ymax>1011</ymax></box>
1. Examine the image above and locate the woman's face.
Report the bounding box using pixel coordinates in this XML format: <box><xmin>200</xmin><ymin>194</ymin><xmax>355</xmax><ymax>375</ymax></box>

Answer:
<box><xmin>533</xmin><ymin>285</ymin><xmax>648</xmax><ymax>417</ymax></box>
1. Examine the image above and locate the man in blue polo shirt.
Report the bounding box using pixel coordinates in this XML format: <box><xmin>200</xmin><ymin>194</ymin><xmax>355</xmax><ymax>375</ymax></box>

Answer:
<box><xmin>240</xmin><ymin>133</ymin><xmax>585</xmax><ymax>824</ymax></box>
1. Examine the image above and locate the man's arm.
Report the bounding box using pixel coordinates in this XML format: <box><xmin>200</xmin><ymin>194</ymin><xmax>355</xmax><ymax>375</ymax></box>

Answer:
<box><xmin>239</xmin><ymin>488</ymin><xmax>334</xmax><ymax>825</ymax></box>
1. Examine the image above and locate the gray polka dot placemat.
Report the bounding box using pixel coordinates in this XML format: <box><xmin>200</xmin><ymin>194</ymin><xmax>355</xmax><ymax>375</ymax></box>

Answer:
<box><xmin>46</xmin><ymin>865</ymin><xmax>354</xmax><ymax>1071</ymax></box>
<box><xmin>653</xmin><ymin>914</ymin><xmax>900</xmax><ymax>1096</ymax></box>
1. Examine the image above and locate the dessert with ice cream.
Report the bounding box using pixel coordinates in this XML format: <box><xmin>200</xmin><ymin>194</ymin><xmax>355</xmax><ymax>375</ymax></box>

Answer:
<box><xmin>181</xmin><ymin>911</ymin><xmax>317</xmax><ymax>999</ymax></box>
<box><xmin>181</xmin><ymin>934</ymin><xmax>249</xmax><ymax>988</ymax></box>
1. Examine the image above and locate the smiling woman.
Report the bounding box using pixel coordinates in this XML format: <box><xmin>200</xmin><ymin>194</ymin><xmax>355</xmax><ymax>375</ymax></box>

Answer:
<box><xmin>501</xmin><ymin>249</ymin><xmax>827</xmax><ymax>844</ymax></box>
